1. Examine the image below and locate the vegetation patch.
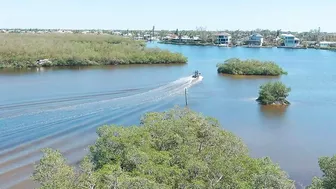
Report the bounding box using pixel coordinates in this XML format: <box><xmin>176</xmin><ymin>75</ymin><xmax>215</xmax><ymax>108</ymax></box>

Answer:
<box><xmin>256</xmin><ymin>81</ymin><xmax>291</xmax><ymax>105</ymax></box>
<box><xmin>32</xmin><ymin>107</ymin><xmax>295</xmax><ymax>189</ymax></box>
<box><xmin>0</xmin><ymin>34</ymin><xmax>187</xmax><ymax>68</ymax></box>
<box><xmin>308</xmin><ymin>155</ymin><xmax>336</xmax><ymax>189</ymax></box>
<box><xmin>217</xmin><ymin>58</ymin><xmax>287</xmax><ymax>76</ymax></box>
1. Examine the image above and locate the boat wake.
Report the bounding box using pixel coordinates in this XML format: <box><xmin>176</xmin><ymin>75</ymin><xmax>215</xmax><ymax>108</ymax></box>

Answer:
<box><xmin>0</xmin><ymin>75</ymin><xmax>202</xmax><ymax>188</ymax></box>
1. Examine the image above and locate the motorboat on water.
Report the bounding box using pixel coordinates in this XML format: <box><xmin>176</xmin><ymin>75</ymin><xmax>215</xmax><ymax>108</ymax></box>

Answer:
<box><xmin>192</xmin><ymin>70</ymin><xmax>201</xmax><ymax>78</ymax></box>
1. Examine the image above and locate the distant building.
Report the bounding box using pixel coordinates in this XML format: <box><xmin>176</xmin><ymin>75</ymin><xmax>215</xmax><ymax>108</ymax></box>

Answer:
<box><xmin>112</xmin><ymin>31</ymin><xmax>122</xmax><ymax>35</ymax></box>
<box><xmin>215</xmin><ymin>33</ymin><xmax>231</xmax><ymax>45</ymax></box>
<box><xmin>181</xmin><ymin>35</ymin><xmax>192</xmax><ymax>42</ymax></box>
<box><xmin>134</xmin><ymin>36</ymin><xmax>144</xmax><ymax>40</ymax></box>
<box><xmin>82</xmin><ymin>31</ymin><xmax>90</xmax><ymax>34</ymax></box>
<box><xmin>280</xmin><ymin>34</ymin><xmax>300</xmax><ymax>47</ymax></box>
<box><xmin>246</xmin><ymin>33</ymin><xmax>264</xmax><ymax>46</ymax></box>
<box><xmin>319</xmin><ymin>41</ymin><xmax>336</xmax><ymax>48</ymax></box>
<box><xmin>143</xmin><ymin>34</ymin><xmax>151</xmax><ymax>40</ymax></box>
<box><xmin>163</xmin><ymin>34</ymin><xmax>178</xmax><ymax>41</ymax></box>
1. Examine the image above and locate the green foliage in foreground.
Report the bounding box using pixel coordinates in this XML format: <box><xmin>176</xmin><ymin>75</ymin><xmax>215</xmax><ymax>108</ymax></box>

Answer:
<box><xmin>217</xmin><ymin>58</ymin><xmax>287</xmax><ymax>76</ymax></box>
<box><xmin>308</xmin><ymin>155</ymin><xmax>336</xmax><ymax>189</ymax></box>
<box><xmin>32</xmin><ymin>107</ymin><xmax>295</xmax><ymax>189</ymax></box>
<box><xmin>0</xmin><ymin>34</ymin><xmax>187</xmax><ymax>68</ymax></box>
<box><xmin>256</xmin><ymin>81</ymin><xmax>291</xmax><ymax>105</ymax></box>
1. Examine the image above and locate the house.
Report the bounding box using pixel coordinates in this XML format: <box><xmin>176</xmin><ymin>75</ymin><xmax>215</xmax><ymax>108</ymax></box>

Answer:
<box><xmin>192</xmin><ymin>36</ymin><xmax>201</xmax><ymax>41</ymax></box>
<box><xmin>181</xmin><ymin>35</ymin><xmax>192</xmax><ymax>42</ymax></box>
<box><xmin>246</xmin><ymin>33</ymin><xmax>263</xmax><ymax>46</ymax></box>
<box><xmin>143</xmin><ymin>34</ymin><xmax>151</xmax><ymax>40</ymax></box>
<box><xmin>319</xmin><ymin>41</ymin><xmax>336</xmax><ymax>48</ymax></box>
<box><xmin>112</xmin><ymin>31</ymin><xmax>122</xmax><ymax>35</ymax></box>
<box><xmin>215</xmin><ymin>33</ymin><xmax>231</xmax><ymax>45</ymax></box>
<box><xmin>280</xmin><ymin>34</ymin><xmax>300</xmax><ymax>47</ymax></box>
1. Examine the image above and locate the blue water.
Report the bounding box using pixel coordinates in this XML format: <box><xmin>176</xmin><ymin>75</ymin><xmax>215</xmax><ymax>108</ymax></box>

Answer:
<box><xmin>1</xmin><ymin>43</ymin><xmax>336</xmax><ymax>188</ymax></box>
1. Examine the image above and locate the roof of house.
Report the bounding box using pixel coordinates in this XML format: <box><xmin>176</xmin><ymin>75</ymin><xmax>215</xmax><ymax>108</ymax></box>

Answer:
<box><xmin>215</xmin><ymin>32</ymin><xmax>231</xmax><ymax>36</ymax></box>
<box><xmin>181</xmin><ymin>35</ymin><xmax>191</xmax><ymax>40</ymax></box>
<box><xmin>280</xmin><ymin>34</ymin><xmax>295</xmax><ymax>37</ymax></box>
<box><xmin>251</xmin><ymin>33</ymin><xmax>263</xmax><ymax>37</ymax></box>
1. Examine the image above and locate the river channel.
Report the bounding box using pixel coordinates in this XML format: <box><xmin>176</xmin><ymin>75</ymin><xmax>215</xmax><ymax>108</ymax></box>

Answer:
<box><xmin>1</xmin><ymin>43</ymin><xmax>336</xmax><ymax>188</ymax></box>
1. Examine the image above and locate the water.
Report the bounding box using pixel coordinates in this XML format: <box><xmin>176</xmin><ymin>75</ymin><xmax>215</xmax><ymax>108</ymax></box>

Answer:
<box><xmin>1</xmin><ymin>43</ymin><xmax>336</xmax><ymax>188</ymax></box>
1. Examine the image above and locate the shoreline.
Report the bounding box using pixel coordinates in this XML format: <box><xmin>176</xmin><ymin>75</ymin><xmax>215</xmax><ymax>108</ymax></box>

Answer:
<box><xmin>0</xmin><ymin>61</ymin><xmax>187</xmax><ymax>69</ymax></box>
<box><xmin>157</xmin><ymin>41</ymin><xmax>315</xmax><ymax>50</ymax></box>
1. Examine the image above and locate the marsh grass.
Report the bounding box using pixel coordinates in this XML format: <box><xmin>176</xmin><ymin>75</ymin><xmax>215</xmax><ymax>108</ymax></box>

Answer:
<box><xmin>0</xmin><ymin>34</ymin><xmax>187</xmax><ymax>68</ymax></box>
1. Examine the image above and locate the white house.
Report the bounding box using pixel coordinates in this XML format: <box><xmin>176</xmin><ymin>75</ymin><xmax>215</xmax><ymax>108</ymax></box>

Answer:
<box><xmin>215</xmin><ymin>32</ymin><xmax>231</xmax><ymax>45</ymax></box>
<box><xmin>280</xmin><ymin>34</ymin><xmax>300</xmax><ymax>47</ymax></box>
<box><xmin>247</xmin><ymin>33</ymin><xmax>264</xmax><ymax>46</ymax></box>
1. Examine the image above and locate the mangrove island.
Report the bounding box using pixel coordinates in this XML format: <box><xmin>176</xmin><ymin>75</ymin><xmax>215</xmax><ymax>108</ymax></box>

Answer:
<box><xmin>217</xmin><ymin>58</ymin><xmax>287</xmax><ymax>76</ymax></box>
<box><xmin>256</xmin><ymin>81</ymin><xmax>291</xmax><ymax>105</ymax></box>
<box><xmin>0</xmin><ymin>34</ymin><xmax>187</xmax><ymax>68</ymax></box>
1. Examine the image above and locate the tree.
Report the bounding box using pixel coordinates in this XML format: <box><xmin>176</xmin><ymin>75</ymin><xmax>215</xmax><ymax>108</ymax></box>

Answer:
<box><xmin>256</xmin><ymin>81</ymin><xmax>291</xmax><ymax>105</ymax></box>
<box><xmin>217</xmin><ymin>58</ymin><xmax>287</xmax><ymax>76</ymax></box>
<box><xmin>308</xmin><ymin>155</ymin><xmax>336</xmax><ymax>189</ymax></box>
<box><xmin>196</xmin><ymin>26</ymin><xmax>208</xmax><ymax>42</ymax></box>
<box><xmin>32</xmin><ymin>148</ymin><xmax>76</xmax><ymax>189</ymax></box>
<box><xmin>33</xmin><ymin>107</ymin><xmax>295</xmax><ymax>189</ymax></box>
<box><xmin>174</xmin><ymin>28</ymin><xmax>179</xmax><ymax>36</ymax></box>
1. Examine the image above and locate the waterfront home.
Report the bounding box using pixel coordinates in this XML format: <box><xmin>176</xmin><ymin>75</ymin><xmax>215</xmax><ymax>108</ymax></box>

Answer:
<box><xmin>319</xmin><ymin>41</ymin><xmax>336</xmax><ymax>48</ymax></box>
<box><xmin>163</xmin><ymin>34</ymin><xmax>178</xmax><ymax>41</ymax></box>
<box><xmin>112</xmin><ymin>31</ymin><xmax>122</xmax><ymax>35</ymax></box>
<box><xmin>134</xmin><ymin>36</ymin><xmax>144</xmax><ymax>40</ymax></box>
<box><xmin>246</xmin><ymin>33</ymin><xmax>264</xmax><ymax>46</ymax></box>
<box><xmin>143</xmin><ymin>34</ymin><xmax>151</xmax><ymax>40</ymax></box>
<box><xmin>215</xmin><ymin>32</ymin><xmax>231</xmax><ymax>45</ymax></box>
<box><xmin>280</xmin><ymin>34</ymin><xmax>300</xmax><ymax>47</ymax></box>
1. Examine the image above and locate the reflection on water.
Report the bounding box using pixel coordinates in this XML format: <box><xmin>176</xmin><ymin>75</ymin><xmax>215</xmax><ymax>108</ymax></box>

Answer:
<box><xmin>259</xmin><ymin>105</ymin><xmax>288</xmax><ymax>119</ymax></box>
<box><xmin>0</xmin><ymin>64</ymin><xmax>186</xmax><ymax>75</ymax></box>
<box><xmin>219</xmin><ymin>73</ymin><xmax>281</xmax><ymax>80</ymax></box>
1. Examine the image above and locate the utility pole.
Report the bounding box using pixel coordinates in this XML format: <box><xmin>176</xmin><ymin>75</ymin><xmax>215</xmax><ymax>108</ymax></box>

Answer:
<box><xmin>152</xmin><ymin>26</ymin><xmax>155</xmax><ymax>38</ymax></box>
<box><xmin>184</xmin><ymin>88</ymin><xmax>188</xmax><ymax>106</ymax></box>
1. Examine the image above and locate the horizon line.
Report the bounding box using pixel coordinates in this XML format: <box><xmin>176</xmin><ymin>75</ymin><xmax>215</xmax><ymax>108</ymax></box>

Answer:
<box><xmin>1</xmin><ymin>28</ymin><xmax>334</xmax><ymax>33</ymax></box>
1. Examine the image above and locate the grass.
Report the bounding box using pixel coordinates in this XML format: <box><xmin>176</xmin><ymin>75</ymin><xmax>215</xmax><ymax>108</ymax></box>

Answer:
<box><xmin>217</xmin><ymin>58</ymin><xmax>287</xmax><ymax>76</ymax></box>
<box><xmin>0</xmin><ymin>33</ymin><xmax>187</xmax><ymax>68</ymax></box>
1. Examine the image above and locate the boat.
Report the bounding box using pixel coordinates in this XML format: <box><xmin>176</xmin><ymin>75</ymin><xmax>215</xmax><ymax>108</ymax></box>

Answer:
<box><xmin>192</xmin><ymin>70</ymin><xmax>201</xmax><ymax>78</ymax></box>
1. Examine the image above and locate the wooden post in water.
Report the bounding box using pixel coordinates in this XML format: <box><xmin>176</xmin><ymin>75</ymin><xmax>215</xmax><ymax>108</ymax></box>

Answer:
<box><xmin>185</xmin><ymin>88</ymin><xmax>188</xmax><ymax>106</ymax></box>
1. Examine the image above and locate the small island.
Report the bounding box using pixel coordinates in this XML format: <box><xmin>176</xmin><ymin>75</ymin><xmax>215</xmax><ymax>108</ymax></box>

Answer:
<box><xmin>217</xmin><ymin>58</ymin><xmax>287</xmax><ymax>76</ymax></box>
<box><xmin>256</xmin><ymin>81</ymin><xmax>291</xmax><ymax>105</ymax></box>
<box><xmin>0</xmin><ymin>34</ymin><xmax>187</xmax><ymax>69</ymax></box>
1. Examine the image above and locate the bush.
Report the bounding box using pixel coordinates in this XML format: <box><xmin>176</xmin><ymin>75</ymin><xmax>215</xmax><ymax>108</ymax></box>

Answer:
<box><xmin>217</xmin><ymin>58</ymin><xmax>287</xmax><ymax>76</ymax></box>
<box><xmin>0</xmin><ymin>34</ymin><xmax>187</xmax><ymax>68</ymax></box>
<box><xmin>307</xmin><ymin>155</ymin><xmax>336</xmax><ymax>189</ymax></box>
<box><xmin>256</xmin><ymin>81</ymin><xmax>291</xmax><ymax>105</ymax></box>
<box><xmin>32</xmin><ymin>107</ymin><xmax>295</xmax><ymax>189</ymax></box>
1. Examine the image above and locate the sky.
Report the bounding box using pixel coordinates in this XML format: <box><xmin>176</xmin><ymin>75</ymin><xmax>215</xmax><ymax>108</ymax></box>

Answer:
<box><xmin>0</xmin><ymin>0</ymin><xmax>335</xmax><ymax>32</ymax></box>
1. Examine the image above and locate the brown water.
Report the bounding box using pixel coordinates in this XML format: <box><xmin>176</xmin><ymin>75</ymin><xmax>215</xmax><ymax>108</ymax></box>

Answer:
<box><xmin>1</xmin><ymin>43</ymin><xmax>336</xmax><ymax>188</ymax></box>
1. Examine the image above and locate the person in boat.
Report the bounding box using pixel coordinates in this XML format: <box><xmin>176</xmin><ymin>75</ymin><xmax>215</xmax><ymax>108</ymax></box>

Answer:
<box><xmin>192</xmin><ymin>70</ymin><xmax>201</xmax><ymax>78</ymax></box>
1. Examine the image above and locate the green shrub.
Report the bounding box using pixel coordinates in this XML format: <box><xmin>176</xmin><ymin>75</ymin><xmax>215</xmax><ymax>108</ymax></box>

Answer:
<box><xmin>0</xmin><ymin>34</ymin><xmax>187</xmax><ymax>68</ymax></box>
<box><xmin>217</xmin><ymin>58</ymin><xmax>287</xmax><ymax>76</ymax></box>
<box><xmin>256</xmin><ymin>81</ymin><xmax>291</xmax><ymax>105</ymax></box>
<box><xmin>307</xmin><ymin>155</ymin><xmax>336</xmax><ymax>189</ymax></box>
<box><xmin>32</xmin><ymin>107</ymin><xmax>295</xmax><ymax>189</ymax></box>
